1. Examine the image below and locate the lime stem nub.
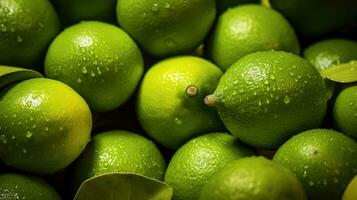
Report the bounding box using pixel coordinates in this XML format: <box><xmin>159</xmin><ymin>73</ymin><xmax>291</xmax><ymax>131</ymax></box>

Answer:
<box><xmin>186</xmin><ymin>85</ymin><xmax>199</xmax><ymax>97</ymax></box>
<box><xmin>204</xmin><ymin>95</ymin><xmax>216</xmax><ymax>107</ymax></box>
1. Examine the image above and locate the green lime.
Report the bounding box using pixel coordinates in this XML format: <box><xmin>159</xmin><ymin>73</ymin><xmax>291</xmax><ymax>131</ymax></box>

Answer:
<box><xmin>0</xmin><ymin>173</ymin><xmax>61</xmax><ymax>200</ymax></box>
<box><xmin>137</xmin><ymin>56</ymin><xmax>224</xmax><ymax>150</ymax></box>
<box><xmin>199</xmin><ymin>156</ymin><xmax>307</xmax><ymax>200</ymax></box>
<box><xmin>51</xmin><ymin>0</ymin><xmax>116</xmax><ymax>25</ymax></box>
<box><xmin>45</xmin><ymin>21</ymin><xmax>144</xmax><ymax>112</ymax></box>
<box><xmin>205</xmin><ymin>51</ymin><xmax>327</xmax><ymax>149</ymax></box>
<box><xmin>116</xmin><ymin>0</ymin><xmax>216</xmax><ymax>57</ymax></box>
<box><xmin>216</xmin><ymin>0</ymin><xmax>259</xmax><ymax>14</ymax></box>
<box><xmin>0</xmin><ymin>78</ymin><xmax>92</xmax><ymax>174</ymax></box>
<box><xmin>343</xmin><ymin>176</ymin><xmax>357</xmax><ymax>200</ymax></box>
<box><xmin>71</xmin><ymin>130</ymin><xmax>166</xmax><ymax>190</ymax></box>
<box><xmin>207</xmin><ymin>4</ymin><xmax>300</xmax><ymax>70</ymax></box>
<box><xmin>0</xmin><ymin>0</ymin><xmax>60</xmax><ymax>68</ymax></box>
<box><xmin>303</xmin><ymin>39</ymin><xmax>357</xmax><ymax>71</ymax></box>
<box><xmin>164</xmin><ymin>133</ymin><xmax>255</xmax><ymax>200</ymax></box>
<box><xmin>273</xmin><ymin>129</ymin><xmax>357</xmax><ymax>200</ymax></box>
<box><xmin>333</xmin><ymin>86</ymin><xmax>357</xmax><ymax>140</ymax></box>
<box><xmin>268</xmin><ymin>0</ymin><xmax>357</xmax><ymax>37</ymax></box>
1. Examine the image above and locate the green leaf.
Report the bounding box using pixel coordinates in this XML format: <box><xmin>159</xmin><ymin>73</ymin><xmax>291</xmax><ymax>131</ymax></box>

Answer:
<box><xmin>320</xmin><ymin>61</ymin><xmax>357</xmax><ymax>83</ymax></box>
<box><xmin>0</xmin><ymin>65</ymin><xmax>43</xmax><ymax>89</ymax></box>
<box><xmin>74</xmin><ymin>173</ymin><xmax>173</xmax><ymax>200</ymax></box>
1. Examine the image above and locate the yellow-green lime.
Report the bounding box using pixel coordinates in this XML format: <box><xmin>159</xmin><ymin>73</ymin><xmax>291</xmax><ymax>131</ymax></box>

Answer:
<box><xmin>51</xmin><ymin>0</ymin><xmax>116</xmax><ymax>25</ymax></box>
<box><xmin>71</xmin><ymin>130</ymin><xmax>166</xmax><ymax>190</ymax></box>
<box><xmin>207</xmin><ymin>4</ymin><xmax>300</xmax><ymax>70</ymax></box>
<box><xmin>0</xmin><ymin>173</ymin><xmax>61</xmax><ymax>200</ymax></box>
<box><xmin>0</xmin><ymin>78</ymin><xmax>92</xmax><ymax>174</ymax></box>
<box><xmin>268</xmin><ymin>0</ymin><xmax>357</xmax><ymax>37</ymax></box>
<box><xmin>205</xmin><ymin>51</ymin><xmax>327</xmax><ymax>149</ymax></box>
<box><xmin>164</xmin><ymin>133</ymin><xmax>255</xmax><ymax>200</ymax></box>
<box><xmin>273</xmin><ymin>129</ymin><xmax>357</xmax><ymax>200</ymax></box>
<box><xmin>199</xmin><ymin>156</ymin><xmax>307</xmax><ymax>200</ymax></box>
<box><xmin>45</xmin><ymin>21</ymin><xmax>144</xmax><ymax>112</ymax></box>
<box><xmin>137</xmin><ymin>56</ymin><xmax>224</xmax><ymax>150</ymax></box>
<box><xmin>333</xmin><ymin>86</ymin><xmax>357</xmax><ymax>140</ymax></box>
<box><xmin>117</xmin><ymin>0</ymin><xmax>216</xmax><ymax>57</ymax></box>
<box><xmin>343</xmin><ymin>176</ymin><xmax>357</xmax><ymax>200</ymax></box>
<box><xmin>0</xmin><ymin>0</ymin><xmax>60</xmax><ymax>68</ymax></box>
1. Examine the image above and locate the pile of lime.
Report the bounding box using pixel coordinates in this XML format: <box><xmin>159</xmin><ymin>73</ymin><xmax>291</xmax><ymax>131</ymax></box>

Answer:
<box><xmin>0</xmin><ymin>0</ymin><xmax>356</xmax><ymax>199</ymax></box>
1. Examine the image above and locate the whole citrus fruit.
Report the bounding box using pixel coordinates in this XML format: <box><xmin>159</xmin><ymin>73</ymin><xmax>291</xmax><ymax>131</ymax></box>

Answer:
<box><xmin>71</xmin><ymin>130</ymin><xmax>166</xmax><ymax>190</ymax></box>
<box><xmin>207</xmin><ymin>4</ymin><xmax>300</xmax><ymax>70</ymax></box>
<box><xmin>273</xmin><ymin>129</ymin><xmax>357</xmax><ymax>200</ymax></box>
<box><xmin>116</xmin><ymin>0</ymin><xmax>216</xmax><ymax>57</ymax></box>
<box><xmin>0</xmin><ymin>0</ymin><xmax>60</xmax><ymax>68</ymax></box>
<box><xmin>0</xmin><ymin>78</ymin><xmax>92</xmax><ymax>174</ymax></box>
<box><xmin>164</xmin><ymin>133</ymin><xmax>255</xmax><ymax>200</ymax></box>
<box><xmin>45</xmin><ymin>21</ymin><xmax>144</xmax><ymax>112</ymax></box>
<box><xmin>0</xmin><ymin>173</ymin><xmax>61</xmax><ymax>200</ymax></box>
<box><xmin>206</xmin><ymin>51</ymin><xmax>327</xmax><ymax>149</ymax></box>
<box><xmin>199</xmin><ymin>156</ymin><xmax>307</xmax><ymax>200</ymax></box>
<box><xmin>137</xmin><ymin>56</ymin><xmax>224</xmax><ymax>150</ymax></box>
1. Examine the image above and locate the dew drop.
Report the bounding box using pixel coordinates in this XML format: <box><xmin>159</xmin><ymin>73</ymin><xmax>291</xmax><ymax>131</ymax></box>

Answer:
<box><xmin>90</xmin><ymin>71</ymin><xmax>96</xmax><ymax>77</ymax></box>
<box><xmin>44</xmin><ymin>126</ymin><xmax>49</xmax><ymax>131</ymax></box>
<box><xmin>82</xmin><ymin>66</ymin><xmax>88</xmax><ymax>74</ymax></box>
<box><xmin>232</xmin><ymin>91</ymin><xmax>237</xmax><ymax>96</ymax></box>
<box><xmin>151</xmin><ymin>3</ymin><xmax>160</xmax><ymax>12</ymax></box>
<box><xmin>16</xmin><ymin>35</ymin><xmax>23</xmax><ymax>43</ymax></box>
<box><xmin>283</xmin><ymin>96</ymin><xmax>291</xmax><ymax>104</ymax></box>
<box><xmin>263</xmin><ymin>80</ymin><xmax>269</xmax><ymax>85</ymax></box>
<box><xmin>164</xmin><ymin>3</ymin><xmax>171</xmax><ymax>8</ymax></box>
<box><xmin>25</xmin><ymin>131</ymin><xmax>32</xmax><ymax>138</ymax></box>
<box><xmin>174</xmin><ymin>117</ymin><xmax>183</xmax><ymax>125</ymax></box>
<box><xmin>76</xmin><ymin>78</ymin><xmax>82</xmax><ymax>83</ymax></box>
<box><xmin>0</xmin><ymin>135</ymin><xmax>7</xmax><ymax>144</ymax></box>
<box><xmin>309</xmin><ymin>180</ymin><xmax>314</xmax><ymax>186</ymax></box>
<box><xmin>0</xmin><ymin>24</ymin><xmax>6</xmax><ymax>32</ymax></box>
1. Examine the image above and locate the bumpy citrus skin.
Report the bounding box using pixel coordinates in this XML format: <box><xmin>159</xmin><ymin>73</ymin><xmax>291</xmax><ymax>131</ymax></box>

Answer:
<box><xmin>164</xmin><ymin>133</ymin><xmax>255</xmax><ymax>200</ymax></box>
<box><xmin>334</xmin><ymin>86</ymin><xmax>357</xmax><ymax>140</ymax></box>
<box><xmin>0</xmin><ymin>173</ymin><xmax>61</xmax><ymax>200</ymax></box>
<box><xmin>199</xmin><ymin>157</ymin><xmax>307</xmax><ymax>200</ymax></box>
<box><xmin>211</xmin><ymin>51</ymin><xmax>327</xmax><ymax>149</ymax></box>
<box><xmin>207</xmin><ymin>5</ymin><xmax>300</xmax><ymax>70</ymax></box>
<box><xmin>51</xmin><ymin>0</ymin><xmax>116</xmax><ymax>25</ymax></box>
<box><xmin>45</xmin><ymin>21</ymin><xmax>143</xmax><ymax>112</ymax></box>
<box><xmin>273</xmin><ymin>129</ymin><xmax>357</xmax><ymax>200</ymax></box>
<box><xmin>216</xmin><ymin>0</ymin><xmax>258</xmax><ymax>14</ymax></box>
<box><xmin>0</xmin><ymin>78</ymin><xmax>92</xmax><ymax>174</ymax></box>
<box><xmin>343</xmin><ymin>176</ymin><xmax>357</xmax><ymax>200</ymax></box>
<box><xmin>0</xmin><ymin>0</ymin><xmax>60</xmax><ymax>68</ymax></box>
<box><xmin>137</xmin><ymin>56</ymin><xmax>224</xmax><ymax>150</ymax></box>
<box><xmin>71</xmin><ymin>130</ymin><xmax>166</xmax><ymax>190</ymax></box>
<box><xmin>117</xmin><ymin>0</ymin><xmax>216</xmax><ymax>57</ymax></box>
<box><xmin>303</xmin><ymin>39</ymin><xmax>357</xmax><ymax>71</ymax></box>
<box><xmin>269</xmin><ymin>0</ymin><xmax>357</xmax><ymax>37</ymax></box>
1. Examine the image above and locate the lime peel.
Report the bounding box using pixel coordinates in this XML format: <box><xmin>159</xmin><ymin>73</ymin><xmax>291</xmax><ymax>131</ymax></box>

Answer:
<box><xmin>320</xmin><ymin>60</ymin><xmax>357</xmax><ymax>83</ymax></box>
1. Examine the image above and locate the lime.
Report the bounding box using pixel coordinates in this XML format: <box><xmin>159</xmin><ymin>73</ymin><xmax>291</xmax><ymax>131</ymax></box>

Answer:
<box><xmin>51</xmin><ymin>0</ymin><xmax>116</xmax><ymax>25</ymax></box>
<box><xmin>164</xmin><ymin>133</ymin><xmax>255</xmax><ymax>200</ymax></box>
<box><xmin>199</xmin><ymin>156</ymin><xmax>307</xmax><ymax>200</ymax></box>
<box><xmin>205</xmin><ymin>51</ymin><xmax>327</xmax><ymax>149</ymax></box>
<box><xmin>303</xmin><ymin>39</ymin><xmax>357</xmax><ymax>71</ymax></box>
<box><xmin>0</xmin><ymin>173</ymin><xmax>61</xmax><ymax>200</ymax></box>
<box><xmin>333</xmin><ymin>86</ymin><xmax>357</xmax><ymax>140</ymax></box>
<box><xmin>216</xmin><ymin>0</ymin><xmax>259</xmax><ymax>14</ymax></box>
<box><xmin>0</xmin><ymin>78</ymin><xmax>92</xmax><ymax>174</ymax></box>
<box><xmin>343</xmin><ymin>176</ymin><xmax>357</xmax><ymax>200</ymax></box>
<box><xmin>137</xmin><ymin>56</ymin><xmax>224</xmax><ymax>150</ymax></box>
<box><xmin>116</xmin><ymin>0</ymin><xmax>216</xmax><ymax>57</ymax></box>
<box><xmin>273</xmin><ymin>129</ymin><xmax>357</xmax><ymax>200</ymax></box>
<box><xmin>0</xmin><ymin>0</ymin><xmax>60</xmax><ymax>68</ymax></box>
<box><xmin>268</xmin><ymin>0</ymin><xmax>357</xmax><ymax>37</ymax></box>
<box><xmin>45</xmin><ymin>21</ymin><xmax>144</xmax><ymax>112</ymax></box>
<box><xmin>207</xmin><ymin>4</ymin><xmax>300</xmax><ymax>70</ymax></box>
<box><xmin>71</xmin><ymin>130</ymin><xmax>166</xmax><ymax>190</ymax></box>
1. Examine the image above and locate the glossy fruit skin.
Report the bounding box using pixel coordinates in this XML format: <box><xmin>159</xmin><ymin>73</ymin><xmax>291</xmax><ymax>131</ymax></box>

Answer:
<box><xmin>273</xmin><ymin>129</ymin><xmax>357</xmax><ymax>200</ymax></box>
<box><xmin>45</xmin><ymin>21</ymin><xmax>144</xmax><ymax>112</ymax></box>
<box><xmin>199</xmin><ymin>157</ymin><xmax>307</xmax><ymax>200</ymax></box>
<box><xmin>164</xmin><ymin>133</ymin><xmax>255</xmax><ymax>200</ymax></box>
<box><xmin>0</xmin><ymin>0</ymin><xmax>60</xmax><ymax>68</ymax></box>
<box><xmin>212</xmin><ymin>51</ymin><xmax>327</xmax><ymax>149</ymax></box>
<box><xmin>207</xmin><ymin>4</ymin><xmax>300</xmax><ymax>70</ymax></box>
<box><xmin>51</xmin><ymin>0</ymin><xmax>116</xmax><ymax>25</ymax></box>
<box><xmin>343</xmin><ymin>176</ymin><xmax>357</xmax><ymax>200</ymax></box>
<box><xmin>137</xmin><ymin>56</ymin><xmax>224</xmax><ymax>150</ymax></box>
<box><xmin>0</xmin><ymin>173</ymin><xmax>61</xmax><ymax>200</ymax></box>
<box><xmin>303</xmin><ymin>39</ymin><xmax>357</xmax><ymax>71</ymax></box>
<box><xmin>71</xmin><ymin>130</ymin><xmax>166</xmax><ymax>190</ymax></box>
<box><xmin>0</xmin><ymin>78</ymin><xmax>92</xmax><ymax>174</ymax></box>
<box><xmin>269</xmin><ymin>0</ymin><xmax>357</xmax><ymax>37</ymax></box>
<box><xmin>334</xmin><ymin>86</ymin><xmax>357</xmax><ymax>140</ymax></box>
<box><xmin>117</xmin><ymin>0</ymin><xmax>216</xmax><ymax>57</ymax></box>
